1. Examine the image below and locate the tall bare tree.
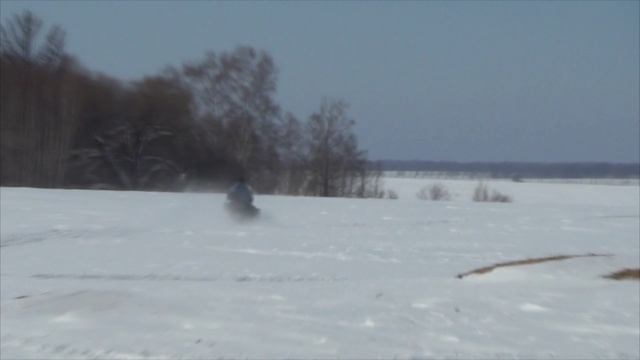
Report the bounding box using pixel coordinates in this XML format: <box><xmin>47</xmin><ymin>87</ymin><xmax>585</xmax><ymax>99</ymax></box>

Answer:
<box><xmin>306</xmin><ymin>99</ymin><xmax>367</xmax><ymax>197</ymax></box>
<box><xmin>0</xmin><ymin>11</ymin><xmax>77</xmax><ymax>187</ymax></box>
<box><xmin>181</xmin><ymin>47</ymin><xmax>282</xmax><ymax>191</ymax></box>
<box><xmin>276</xmin><ymin>112</ymin><xmax>308</xmax><ymax>194</ymax></box>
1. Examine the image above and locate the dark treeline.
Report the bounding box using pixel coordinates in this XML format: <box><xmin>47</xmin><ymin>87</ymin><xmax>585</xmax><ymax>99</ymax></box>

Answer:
<box><xmin>0</xmin><ymin>11</ymin><xmax>383</xmax><ymax>197</ymax></box>
<box><xmin>380</xmin><ymin>160</ymin><xmax>640</xmax><ymax>179</ymax></box>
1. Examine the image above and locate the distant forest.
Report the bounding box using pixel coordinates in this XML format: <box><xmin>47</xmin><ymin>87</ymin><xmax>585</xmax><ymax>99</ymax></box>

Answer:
<box><xmin>380</xmin><ymin>161</ymin><xmax>640</xmax><ymax>179</ymax></box>
<box><xmin>0</xmin><ymin>11</ymin><xmax>383</xmax><ymax>197</ymax></box>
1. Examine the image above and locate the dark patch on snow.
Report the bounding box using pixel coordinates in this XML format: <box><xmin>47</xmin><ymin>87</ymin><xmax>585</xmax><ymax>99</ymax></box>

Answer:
<box><xmin>456</xmin><ymin>253</ymin><xmax>613</xmax><ymax>279</ymax></box>
<box><xmin>603</xmin><ymin>268</ymin><xmax>640</xmax><ymax>281</ymax></box>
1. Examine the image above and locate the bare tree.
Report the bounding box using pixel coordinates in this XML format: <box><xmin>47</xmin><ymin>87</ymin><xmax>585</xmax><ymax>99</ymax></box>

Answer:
<box><xmin>72</xmin><ymin>123</ymin><xmax>179</xmax><ymax>190</ymax></box>
<box><xmin>276</xmin><ymin>113</ymin><xmax>308</xmax><ymax>194</ymax></box>
<box><xmin>0</xmin><ymin>11</ymin><xmax>78</xmax><ymax>187</ymax></box>
<box><xmin>67</xmin><ymin>73</ymin><xmax>194</xmax><ymax>190</ymax></box>
<box><xmin>305</xmin><ymin>99</ymin><xmax>376</xmax><ymax>197</ymax></box>
<box><xmin>181</xmin><ymin>47</ymin><xmax>282</xmax><ymax>191</ymax></box>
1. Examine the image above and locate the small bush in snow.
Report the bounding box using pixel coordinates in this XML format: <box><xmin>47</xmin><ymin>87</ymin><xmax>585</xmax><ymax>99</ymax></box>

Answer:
<box><xmin>473</xmin><ymin>182</ymin><xmax>490</xmax><ymax>202</ymax></box>
<box><xmin>473</xmin><ymin>182</ymin><xmax>512</xmax><ymax>203</ymax></box>
<box><xmin>429</xmin><ymin>183</ymin><xmax>451</xmax><ymax>201</ymax></box>
<box><xmin>416</xmin><ymin>187</ymin><xmax>430</xmax><ymax>200</ymax></box>
<box><xmin>417</xmin><ymin>183</ymin><xmax>451</xmax><ymax>201</ymax></box>
<box><xmin>386</xmin><ymin>189</ymin><xmax>399</xmax><ymax>199</ymax></box>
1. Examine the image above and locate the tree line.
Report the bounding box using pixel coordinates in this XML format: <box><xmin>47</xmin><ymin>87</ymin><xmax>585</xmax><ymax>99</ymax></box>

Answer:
<box><xmin>380</xmin><ymin>160</ymin><xmax>640</xmax><ymax>179</ymax></box>
<box><xmin>1</xmin><ymin>11</ymin><xmax>383</xmax><ymax>197</ymax></box>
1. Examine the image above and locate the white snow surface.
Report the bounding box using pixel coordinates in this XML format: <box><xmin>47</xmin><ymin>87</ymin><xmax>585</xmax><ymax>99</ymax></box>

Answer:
<box><xmin>1</xmin><ymin>178</ymin><xmax>639</xmax><ymax>359</ymax></box>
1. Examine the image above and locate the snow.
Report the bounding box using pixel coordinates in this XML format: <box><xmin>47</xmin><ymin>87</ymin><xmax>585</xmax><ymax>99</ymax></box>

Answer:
<box><xmin>1</xmin><ymin>178</ymin><xmax>639</xmax><ymax>359</ymax></box>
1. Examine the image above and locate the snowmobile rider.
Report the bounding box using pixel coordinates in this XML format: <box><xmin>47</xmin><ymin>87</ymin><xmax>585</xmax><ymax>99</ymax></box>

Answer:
<box><xmin>227</xmin><ymin>177</ymin><xmax>254</xmax><ymax>207</ymax></box>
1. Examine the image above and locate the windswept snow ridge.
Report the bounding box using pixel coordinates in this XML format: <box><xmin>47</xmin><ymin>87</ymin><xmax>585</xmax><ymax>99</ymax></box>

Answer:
<box><xmin>1</xmin><ymin>179</ymin><xmax>639</xmax><ymax>359</ymax></box>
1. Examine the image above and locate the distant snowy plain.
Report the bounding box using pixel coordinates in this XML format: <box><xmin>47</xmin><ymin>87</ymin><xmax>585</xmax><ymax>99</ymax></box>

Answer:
<box><xmin>1</xmin><ymin>178</ymin><xmax>639</xmax><ymax>359</ymax></box>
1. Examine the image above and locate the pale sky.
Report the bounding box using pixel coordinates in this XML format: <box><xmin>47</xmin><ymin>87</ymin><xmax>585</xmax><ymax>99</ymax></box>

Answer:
<box><xmin>1</xmin><ymin>0</ymin><xmax>638</xmax><ymax>162</ymax></box>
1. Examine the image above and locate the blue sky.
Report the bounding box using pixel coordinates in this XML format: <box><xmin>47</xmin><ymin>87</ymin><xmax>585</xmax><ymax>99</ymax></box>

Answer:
<box><xmin>1</xmin><ymin>1</ymin><xmax>638</xmax><ymax>162</ymax></box>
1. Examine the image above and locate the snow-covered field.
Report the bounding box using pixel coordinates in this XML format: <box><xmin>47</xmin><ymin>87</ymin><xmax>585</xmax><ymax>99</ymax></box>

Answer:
<box><xmin>1</xmin><ymin>178</ymin><xmax>639</xmax><ymax>359</ymax></box>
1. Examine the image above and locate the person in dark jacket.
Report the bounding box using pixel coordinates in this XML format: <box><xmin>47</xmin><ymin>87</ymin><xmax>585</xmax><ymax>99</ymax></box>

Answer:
<box><xmin>225</xmin><ymin>177</ymin><xmax>259</xmax><ymax>219</ymax></box>
<box><xmin>227</xmin><ymin>177</ymin><xmax>254</xmax><ymax>207</ymax></box>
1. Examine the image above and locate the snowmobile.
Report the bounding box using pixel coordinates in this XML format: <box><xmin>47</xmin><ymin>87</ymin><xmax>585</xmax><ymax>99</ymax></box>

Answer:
<box><xmin>225</xmin><ymin>199</ymin><xmax>260</xmax><ymax>220</ymax></box>
<box><xmin>225</xmin><ymin>180</ymin><xmax>259</xmax><ymax>220</ymax></box>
